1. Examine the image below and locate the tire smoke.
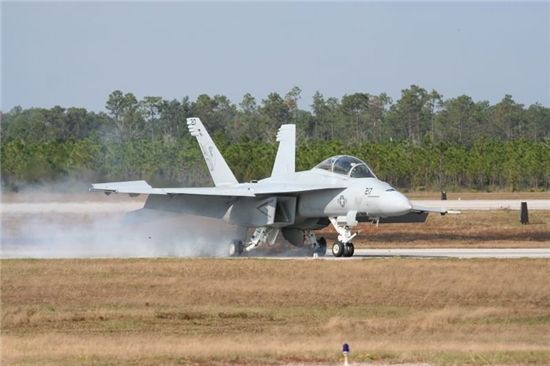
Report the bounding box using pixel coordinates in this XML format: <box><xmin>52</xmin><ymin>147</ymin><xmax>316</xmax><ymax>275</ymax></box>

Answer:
<box><xmin>2</xmin><ymin>198</ymin><xmax>245</xmax><ymax>259</ymax></box>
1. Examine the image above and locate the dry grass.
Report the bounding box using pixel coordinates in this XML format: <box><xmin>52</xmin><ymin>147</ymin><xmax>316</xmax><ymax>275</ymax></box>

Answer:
<box><xmin>2</xmin><ymin>258</ymin><xmax>550</xmax><ymax>365</ymax></box>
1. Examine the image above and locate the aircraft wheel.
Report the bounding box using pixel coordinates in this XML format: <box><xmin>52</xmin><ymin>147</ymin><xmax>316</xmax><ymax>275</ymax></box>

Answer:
<box><xmin>229</xmin><ymin>240</ymin><xmax>243</xmax><ymax>257</ymax></box>
<box><xmin>316</xmin><ymin>237</ymin><xmax>327</xmax><ymax>257</ymax></box>
<box><xmin>343</xmin><ymin>242</ymin><xmax>355</xmax><ymax>257</ymax></box>
<box><xmin>332</xmin><ymin>241</ymin><xmax>344</xmax><ymax>257</ymax></box>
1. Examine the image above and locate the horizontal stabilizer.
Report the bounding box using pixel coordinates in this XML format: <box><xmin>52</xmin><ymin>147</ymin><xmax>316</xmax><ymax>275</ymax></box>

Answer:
<box><xmin>90</xmin><ymin>180</ymin><xmax>156</xmax><ymax>195</ymax></box>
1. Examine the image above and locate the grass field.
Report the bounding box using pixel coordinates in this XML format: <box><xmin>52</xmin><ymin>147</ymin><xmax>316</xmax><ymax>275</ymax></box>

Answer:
<box><xmin>2</xmin><ymin>258</ymin><xmax>550</xmax><ymax>365</ymax></box>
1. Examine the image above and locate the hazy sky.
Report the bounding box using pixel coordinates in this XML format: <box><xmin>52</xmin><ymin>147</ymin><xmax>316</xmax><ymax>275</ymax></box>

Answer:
<box><xmin>2</xmin><ymin>1</ymin><xmax>549</xmax><ymax>112</ymax></box>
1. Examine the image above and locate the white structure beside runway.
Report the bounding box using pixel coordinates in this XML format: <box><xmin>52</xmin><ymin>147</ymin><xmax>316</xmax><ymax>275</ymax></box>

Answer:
<box><xmin>412</xmin><ymin>200</ymin><xmax>550</xmax><ymax>211</ymax></box>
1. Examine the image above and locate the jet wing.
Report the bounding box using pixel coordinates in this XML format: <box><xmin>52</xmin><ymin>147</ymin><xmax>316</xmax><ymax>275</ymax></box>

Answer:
<box><xmin>91</xmin><ymin>180</ymin><xmax>345</xmax><ymax>197</ymax></box>
<box><xmin>163</xmin><ymin>187</ymin><xmax>255</xmax><ymax>197</ymax></box>
<box><xmin>252</xmin><ymin>183</ymin><xmax>347</xmax><ymax>195</ymax></box>
<box><xmin>90</xmin><ymin>181</ymin><xmax>255</xmax><ymax>197</ymax></box>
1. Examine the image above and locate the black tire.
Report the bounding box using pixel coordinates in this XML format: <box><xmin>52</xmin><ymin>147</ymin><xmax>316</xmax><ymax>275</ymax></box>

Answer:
<box><xmin>316</xmin><ymin>237</ymin><xmax>327</xmax><ymax>257</ymax></box>
<box><xmin>332</xmin><ymin>241</ymin><xmax>344</xmax><ymax>257</ymax></box>
<box><xmin>343</xmin><ymin>242</ymin><xmax>355</xmax><ymax>257</ymax></box>
<box><xmin>229</xmin><ymin>240</ymin><xmax>243</xmax><ymax>257</ymax></box>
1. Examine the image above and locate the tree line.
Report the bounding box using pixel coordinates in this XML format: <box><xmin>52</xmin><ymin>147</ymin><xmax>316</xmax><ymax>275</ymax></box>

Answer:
<box><xmin>1</xmin><ymin>85</ymin><xmax>549</xmax><ymax>191</ymax></box>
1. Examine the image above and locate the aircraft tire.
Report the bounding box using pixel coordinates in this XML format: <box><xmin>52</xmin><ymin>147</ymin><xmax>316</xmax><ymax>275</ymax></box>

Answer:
<box><xmin>343</xmin><ymin>243</ymin><xmax>355</xmax><ymax>257</ymax></box>
<box><xmin>229</xmin><ymin>240</ymin><xmax>243</xmax><ymax>257</ymax></box>
<box><xmin>316</xmin><ymin>237</ymin><xmax>327</xmax><ymax>257</ymax></box>
<box><xmin>332</xmin><ymin>241</ymin><xmax>344</xmax><ymax>257</ymax></box>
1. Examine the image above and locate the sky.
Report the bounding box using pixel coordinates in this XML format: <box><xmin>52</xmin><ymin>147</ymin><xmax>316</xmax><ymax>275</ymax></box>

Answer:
<box><xmin>2</xmin><ymin>1</ymin><xmax>549</xmax><ymax>112</ymax></box>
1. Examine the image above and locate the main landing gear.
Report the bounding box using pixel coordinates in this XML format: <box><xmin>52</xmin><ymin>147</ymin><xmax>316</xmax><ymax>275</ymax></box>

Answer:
<box><xmin>229</xmin><ymin>227</ymin><xmax>279</xmax><ymax>257</ymax></box>
<box><xmin>315</xmin><ymin>237</ymin><xmax>328</xmax><ymax>256</ymax></box>
<box><xmin>329</xmin><ymin>216</ymin><xmax>357</xmax><ymax>258</ymax></box>
<box><xmin>228</xmin><ymin>240</ymin><xmax>244</xmax><ymax>257</ymax></box>
<box><xmin>229</xmin><ymin>228</ymin><xmax>328</xmax><ymax>257</ymax></box>
<box><xmin>304</xmin><ymin>230</ymin><xmax>327</xmax><ymax>256</ymax></box>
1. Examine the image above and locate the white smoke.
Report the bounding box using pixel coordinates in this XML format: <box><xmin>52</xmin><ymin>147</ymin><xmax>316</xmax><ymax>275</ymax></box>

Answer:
<box><xmin>1</xmin><ymin>195</ymin><xmax>245</xmax><ymax>259</ymax></box>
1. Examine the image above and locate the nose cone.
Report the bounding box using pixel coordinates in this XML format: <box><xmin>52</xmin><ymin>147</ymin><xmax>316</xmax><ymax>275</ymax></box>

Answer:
<box><xmin>384</xmin><ymin>191</ymin><xmax>412</xmax><ymax>216</ymax></box>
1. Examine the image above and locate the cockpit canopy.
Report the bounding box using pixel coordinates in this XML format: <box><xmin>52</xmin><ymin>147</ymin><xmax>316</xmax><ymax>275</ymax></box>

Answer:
<box><xmin>314</xmin><ymin>155</ymin><xmax>376</xmax><ymax>178</ymax></box>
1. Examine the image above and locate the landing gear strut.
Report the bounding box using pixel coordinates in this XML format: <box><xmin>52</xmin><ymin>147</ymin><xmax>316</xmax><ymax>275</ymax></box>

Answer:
<box><xmin>229</xmin><ymin>226</ymin><xmax>279</xmax><ymax>256</ymax></box>
<box><xmin>231</xmin><ymin>227</ymin><xmax>330</xmax><ymax>257</ymax></box>
<box><xmin>329</xmin><ymin>216</ymin><xmax>358</xmax><ymax>258</ymax></box>
<box><xmin>244</xmin><ymin>227</ymin><xmax>279</xmax><ymax>252</ymax></box>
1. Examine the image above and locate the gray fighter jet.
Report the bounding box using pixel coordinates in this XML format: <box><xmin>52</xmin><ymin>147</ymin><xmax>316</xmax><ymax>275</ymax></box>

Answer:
<box><xmin>92</xmin><ymin>118</ymin><xmax>448</xmax><ymax>257</ymax></box>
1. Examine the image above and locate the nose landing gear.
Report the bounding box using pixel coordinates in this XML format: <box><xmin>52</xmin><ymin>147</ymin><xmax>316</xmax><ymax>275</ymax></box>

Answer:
<box><xmin>329</xmin><ymin>216</ymin><xmax>358</xmax><ymax>257</ymax></box>
<box><xmin>332</xmin><ymin>241</ymin><xmax>354</xmax><ymax>257</ymax></box>
<box><xmin>344</xmin><ymin>242</ymin><xmax>355</xmax><ymax>257</ymax></box>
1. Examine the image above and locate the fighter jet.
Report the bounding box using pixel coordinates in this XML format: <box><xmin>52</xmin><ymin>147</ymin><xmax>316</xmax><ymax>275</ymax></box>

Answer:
<box><xmin>91</xmin><ymin>118</ymin><xmax>448</xmax><ymax>257</ymax></box>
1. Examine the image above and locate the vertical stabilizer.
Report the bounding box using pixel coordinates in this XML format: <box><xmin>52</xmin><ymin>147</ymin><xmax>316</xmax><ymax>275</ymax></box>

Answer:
<box><xmin>271</xmin><ymin>124</ymin><xmax>295</xmax><ymax>177</ymax></box>
<box><xmin>186</xmin><ymin>117</ymin><xmax>238</xmax><ymax>186</ymax></box>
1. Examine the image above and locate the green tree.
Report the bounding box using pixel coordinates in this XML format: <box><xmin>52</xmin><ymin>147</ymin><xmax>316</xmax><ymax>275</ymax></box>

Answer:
<box><xmin>392</xmin><ymin>85</ymin><xmax>431</xmax><ymax>145</ymax></box>
<box><xmin>105</xmin><ymin>90</ymin><xmax>142</xmax><ymax>139</ymax></box>
<box><xmin>490</xmin><ymin>95</ymin><xmax>524</xmax><ymax>140</ymax></box>
<box><xmin>341</xmin><ymin>93</ymin><xmax>370</xmax><ymax>142</ymax></box>
<box><xmin>140</xmin><ymin>96</ymin><xmax>163</xmax><ymax>140</ymax></box>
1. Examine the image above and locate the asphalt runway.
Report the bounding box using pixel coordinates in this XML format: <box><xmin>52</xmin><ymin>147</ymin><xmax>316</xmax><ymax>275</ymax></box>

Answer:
<box><xmin>2</xmin><ymin>199</ymin><xmax>549</xmax><ymax>259</ymax></box>
<box><xmin>4</xmin><ymin>248</ymin><xmax>550</xmax><ymax>259</ymax></box>
<box><xmin>2</xmin><ymin>199</ymin><xmax>550</xmax><ymax>214</ymax></box>
<box><xmin>339</xmin><ymin>248</ymin><xmax>550</xmax><ymax>258</ymax></box>
<box><xmin>412</xmin><ymin>199</ymin><xmax>550</xmax><ymax>210</ymax></box>
<box><xmin>245</xmin><ymin>248</ymin><xmax>550</xmax><ymax>260</ymax></box>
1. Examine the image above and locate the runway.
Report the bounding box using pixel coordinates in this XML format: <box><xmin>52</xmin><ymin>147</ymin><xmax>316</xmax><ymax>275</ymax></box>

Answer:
<box><xmin>251</xmin><ymin>248</ymin><xmax>550</xmax><ymax>260</ymax></box>
<box><xmin>412</xmin><ymin>199</ymin><xmax>550</xmax><ymax>210</ymax></box>
<box><xmin>0</xmin><ymin>201</ymin><xmax>143</xmax><ymax>214</ymax></box>
<box><xmin>346</xmin><ymin>248</ymin><xmax>550</xmax><ymax>258</ymax></box>
<box><xmin>2</xmin><ymin>199</ymin><xmax>549</xmax><ymax>259</ymax></box>
<box><xmin>4</xmin><ymin>247</ymin><xmax>549</xmax><ymax>259</ymax></box>
<box><xmin>1</xmin><ymin>199</ymin><xmax>550</xmax><ymax>214</ymax></box>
